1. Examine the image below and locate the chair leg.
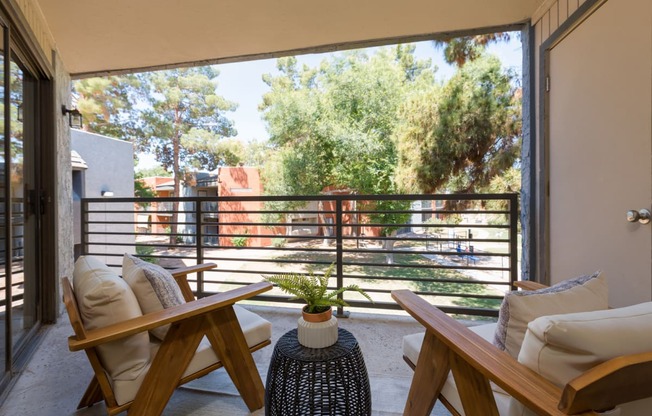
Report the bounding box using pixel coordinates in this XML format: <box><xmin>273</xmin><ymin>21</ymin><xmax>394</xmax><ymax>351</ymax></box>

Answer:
<box><xmin>450</xmin><ymin>353</ymin><xmax>500</xmax><ymax>416</ymax></box>
<box><xmin>206</xmin><ymin>306</ymin><xmax>265</xmax><ymax>412</ymax></box>
<box><xmin>404</xmin><ymin>331</ymin><xmax>450</xmax><ymax>416</ymax></box>
<box><xmin>78</xmin><ymin>376</ymin><xmax>104</xmax><ymax>409</ymax></box>
<box><xmin>128</xmin><ymin>316</ymin><xmax>206</xmax><ymax>416</ymax></box>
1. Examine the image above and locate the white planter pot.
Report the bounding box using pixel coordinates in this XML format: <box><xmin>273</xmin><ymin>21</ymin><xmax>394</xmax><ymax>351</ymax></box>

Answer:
<box><xmin>297</xmin><ymin>315</ymin><xmax>338</xmax><ymax>348</ymax></box>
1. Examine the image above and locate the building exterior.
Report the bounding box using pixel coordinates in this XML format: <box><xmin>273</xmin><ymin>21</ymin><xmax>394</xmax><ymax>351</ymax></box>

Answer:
<box><xmin>71</xmin><ymin>130</ymin><xmax>136</xmax><ymax>263</ymax></box>
<box><xmin>140</xmin><ymin>167</ymin><xmax>273</xmax><ymax>247</ymax></box>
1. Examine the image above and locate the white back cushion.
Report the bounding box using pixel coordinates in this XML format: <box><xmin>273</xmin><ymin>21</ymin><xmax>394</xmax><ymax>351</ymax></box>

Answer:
<box><xmin>516</xmin><ymin>302</ymin><xmax>652</xmax><ymax>415</ymax></box>
<box><xmin>519</xmin><ymin>301</ymin><xmax>652</xmax><ymax>386</ymax></box>
<box><xmin>73</xmin><ymin>256</ymin><xmax>150</xmax><ymax>388</ymax></box>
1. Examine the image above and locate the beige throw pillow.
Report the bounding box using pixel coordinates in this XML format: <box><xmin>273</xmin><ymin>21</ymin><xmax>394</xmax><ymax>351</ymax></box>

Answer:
<box><xmin>493</xmin><ymin>271</ymin><xmax>608</xmax><ymax>358</ymax></box>
<box><xmin>72</xmin><ymin>256</ymin><xmax>150</xmax><ymax>382</ymax></box>
<box><xmin>122</xmin><ymin>253</ymin><xmax>186</xmax><ymax>340</ymax></box>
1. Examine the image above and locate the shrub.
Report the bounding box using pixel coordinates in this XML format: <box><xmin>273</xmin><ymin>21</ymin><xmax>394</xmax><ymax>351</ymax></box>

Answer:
<box><xmin>135</xmin><ymin>244</ymin><xmax>158</xmax><ymax>264</ymax></box>
<box><xmin>272</xmin><ymin>237</ymin><xmax>286</xmax><ymax>248</ymax></box>
<box><xmin>231</xmin><ymin>231</ymin><xmax>249</xmax><ymax>247</ymax></box>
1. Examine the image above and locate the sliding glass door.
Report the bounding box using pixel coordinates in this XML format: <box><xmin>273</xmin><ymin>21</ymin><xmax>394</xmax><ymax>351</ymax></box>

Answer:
<box><xmin>0</xmin><ymin>16</ymin><xmax>43</xmax><ymax>391</ymax></box>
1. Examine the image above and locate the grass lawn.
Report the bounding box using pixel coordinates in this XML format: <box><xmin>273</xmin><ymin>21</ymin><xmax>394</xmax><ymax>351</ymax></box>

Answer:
<box><xmin>272</xmin><ymin>242</ymin><xmax>503</xmax><ymax>310</ymax></box>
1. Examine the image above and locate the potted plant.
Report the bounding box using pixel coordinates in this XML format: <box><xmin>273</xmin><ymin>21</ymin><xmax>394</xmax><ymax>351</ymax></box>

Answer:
<box><xmin>264</xmin><ymin>263</ymin><xmax>372</xmax><ymax>348</ymax></box>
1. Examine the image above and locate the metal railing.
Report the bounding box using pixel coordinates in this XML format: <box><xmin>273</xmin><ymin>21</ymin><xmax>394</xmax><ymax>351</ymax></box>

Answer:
<box><xmin>81</xmin><ymin>193</ymin><xmax>519</xmax><ymax>317</ymax></box>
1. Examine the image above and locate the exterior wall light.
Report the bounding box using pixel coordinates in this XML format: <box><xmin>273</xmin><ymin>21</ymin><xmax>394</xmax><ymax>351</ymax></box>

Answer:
<box><xmin>62</xmin><ymin>105</ymin><xmax>83</xmax><ymax>129</ymax></box>
<box><xmin>101</xmin><ymin>191</ymin><xmax>114</xmax><ymax>197</ymax></box>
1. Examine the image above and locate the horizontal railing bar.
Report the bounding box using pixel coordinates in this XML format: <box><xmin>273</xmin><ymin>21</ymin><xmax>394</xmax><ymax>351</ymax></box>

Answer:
<box><xmin>342</xmin><ymin>299</ymin><xmax>499</xmax><ymax>317</ymax></box>
<box><xmin>84</xmin><ymin>193</ymin><xmax>516</xmax><ymax>204</ymax></box>
<box><xmin>350</xmin><ymin>287</ymin><xmax>504</xmax><ymax>300</ymax></box>
<box><xmin>200</xmin><ymin>245</ymin><xmax>337</xmax><ymax>253</ymax></box>
<box><xmin>98</xmin><ymin>210</ymin><xmax>192</xmax><ymax>214</ymax></box>
<box><xmin>343</xmin><ymin>209</ymin><xmax>511</xmax><ymax>215</ymax></box>
<box><xmin>85</xmin><ymin>221</ymin><xmax>196</xmax><ymax>226</ymax></box>
<box><xmin>342</xmin><ymin>248</ymin><xmax>508</xmax><ymax>257</ymax></box>
<box><xmin>341</xmin><ymin>261</ymin><xmax>510</xmax><ymax>271</ymax></box>
<box><xmin>201</xmin><ymin>256</ymin><xmax>334</xmax><ymax>266</ymax></box>
<box><xmin>197</xmin><ymin>269</ymin><xmax>511</xmax><ymax>286</ymax></box>
<box><xmin>84</xmin><ymin>252</ymin><xmax>199</xmax><ymax>261</ymax></box>
<box><xmin>79</xmin><ymin>231</ymin><xmax>511</xmax><ymax>244</ymax></box>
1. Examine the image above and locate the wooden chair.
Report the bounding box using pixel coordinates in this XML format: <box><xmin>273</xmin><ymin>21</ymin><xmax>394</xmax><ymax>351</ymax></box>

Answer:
<box><xmin>392</xmin><ymin>289</ymin><xmax>652</xmax><ymax>416</ymax></box>
<box><xmin>63</xmin><ymin>262</ymin><xmax>273</xmax><ymax>416</ymax></box>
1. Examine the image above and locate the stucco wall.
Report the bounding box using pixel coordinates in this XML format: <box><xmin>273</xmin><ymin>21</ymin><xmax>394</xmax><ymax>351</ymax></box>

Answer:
<box><xmin>55</xmin><ymin>52</ymin><xmax>73</xmax><ymax>314</ymax></box>
<box><xmin>72</xmin><ymin>130</ymin><xmax>136</xmax><ymax>266</ymax></box>
<box><xmin>71</xmin><ymin>130</ymin><xmax>135</xmax><ymax>198</ymax></box>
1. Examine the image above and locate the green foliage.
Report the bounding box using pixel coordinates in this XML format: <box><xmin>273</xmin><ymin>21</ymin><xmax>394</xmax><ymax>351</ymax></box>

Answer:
<box><xmin>137</xmin><ymin>165</ymin><xmax>171</xmax><ymax>178</ymax></box>
<box><xmin>272</xmin><ymin>237</ymin><xmax>287</xmax><ymax>248</ymax></box>
<box><xmin>425</xmin><ymin>214</ymin><xmax>464</xmax><ymax>235</ymax></box>
<box><xmin>74</xmin><ymin>75</ymin><xmax>142</xmax><ymax>139</ymax></box>
<box><xmin>135</xmin><ymin>245</ymin><xmax>158</xmax><ymax>264</ymax></box>
<box><xmin>136</xmin><ymin>66</ymin><xmax>239</xmax><ymax>174</ymax></box>
<box><xmin>260</xmin><ymin>46</ymin><xmax>434</xmax><ymax>224</ymax></box>
<box><xmin>264</xmin><ymin>264</ymin><xmax>372</xmax><ymax>313</ymax></box>
<box><xmin>394</xmin><ymin>54</ymin><xmax>521</xmax><ymax>195</ymax></box>
<box><xmin>231</xmin><ymin>235</ymin><xmax>249</xmax><ymax>247</ymax></box>
<box><xmin>231</xmin><ymin>230</ymin><xmax>249</xmax><ymax>247</ymax></box>
<box><xmin>133</xmin><ymin>172</ymin><xmax>156</xmax><ymax>208</ymax></box>
<box><xmin>434</xmin><ymin>33</ymin><xmax>511</xmax><ymax>67</ymax></box>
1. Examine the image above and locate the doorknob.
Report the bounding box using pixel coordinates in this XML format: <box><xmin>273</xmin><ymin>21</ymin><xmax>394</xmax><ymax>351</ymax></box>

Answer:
<box><xmin>626</xmin><ymin>209</ymin><xmax>651</xmax><ymax>224</ymax></box>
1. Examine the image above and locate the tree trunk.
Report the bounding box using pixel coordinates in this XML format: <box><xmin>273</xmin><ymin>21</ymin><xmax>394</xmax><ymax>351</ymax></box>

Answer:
<box><xmin>170</xmin><ymin>122</ymin><xmax>180</xmax><ymax>247</ymax></box>
<box><xmin>384</xmin><ymin>230</ymin><xmax>398</xmax><ymax>264</ymax></box>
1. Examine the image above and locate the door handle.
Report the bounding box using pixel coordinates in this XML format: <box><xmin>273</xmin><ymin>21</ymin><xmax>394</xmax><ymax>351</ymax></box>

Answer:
<box><xmin>626</xmin><ymin>209</ymin><xmax>651</xmax><ymax>224</ymax></box>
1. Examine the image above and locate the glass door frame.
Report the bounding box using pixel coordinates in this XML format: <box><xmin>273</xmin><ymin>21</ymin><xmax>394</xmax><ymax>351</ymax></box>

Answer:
<box><xmin>0</xmin><ymin>2</ymin><xmax>56</xmax><ymax>397</ymax></box>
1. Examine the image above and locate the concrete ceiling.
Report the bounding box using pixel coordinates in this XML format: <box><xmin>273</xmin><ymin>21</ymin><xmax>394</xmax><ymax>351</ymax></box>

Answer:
<box><xmin>36</xmin><ymin>0</ymin><xmax>543</xmax><ymax>78</ymax></box>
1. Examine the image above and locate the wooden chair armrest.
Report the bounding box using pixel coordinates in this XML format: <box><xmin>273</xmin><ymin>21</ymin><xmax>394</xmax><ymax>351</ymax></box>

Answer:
<box><xmin>69</xmin><ymin>281</ymin><xmax>271</xmax><ymax>352</ymax></box>
<box><xmin>513</xmin><ymin>280</ymin><xmax>548</xmax><ymax>291</ymax></box>
<box><xmin>391</xmin><ymin>289</ymin><xmax>594</xmax><ymax>416</ymax></box>
<box><xmin>170</xmin><ymin>263</ymin><xmax>217</xmax><ymax>279</ymax></box>
<box><xmin>171</xmin><ymin>263</ymin><xmax>217</xmax><ymax>302</ymax></box>
<box><xmin>560</xmin><ymin>351</ymin><xmax>652</xmax><ymax>414</ymax></box>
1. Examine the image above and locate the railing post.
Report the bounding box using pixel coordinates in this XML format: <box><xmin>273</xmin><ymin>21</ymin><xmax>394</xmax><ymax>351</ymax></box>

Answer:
<box><xmin>509</xmin><ymin>194</ymin><xmax>519</xmax><ymax>290</ymax></box>
<box><xmin>81</xmin><ymin>199</ymin><xmax>88</xmax><ymax>255</ymax></box>
<box><xmin>195</xmin><ymin>197</ymin><xmax>204</xmax><ymax>297</ymax></box>
<box><xmin>335</xmin><ymin>197</ymin><xmax>348</xmax><ymax>317</ymax></box>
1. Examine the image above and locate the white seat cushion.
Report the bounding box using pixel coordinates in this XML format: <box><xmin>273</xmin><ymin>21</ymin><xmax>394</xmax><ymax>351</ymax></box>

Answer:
<box><xmin>403</xmin><ymin>322</ymin><xmax>497</xmax><ymax>366</ymax></box>
<box><xmin>403</xmin><ymin>323</ymin><xmax>511</xmax><ymax>415</ymax></box>
<box><xmin>112</xmin><ymin>304</ymin><xmax>271</xmax><ymax>405</ymax></box>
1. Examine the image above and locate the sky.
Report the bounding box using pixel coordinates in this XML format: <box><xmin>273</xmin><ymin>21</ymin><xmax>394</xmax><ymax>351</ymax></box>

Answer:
<box><xmin>137</xmin><ymin>35</ymin><xmax>522</xmax><ymax>170</ymax></box>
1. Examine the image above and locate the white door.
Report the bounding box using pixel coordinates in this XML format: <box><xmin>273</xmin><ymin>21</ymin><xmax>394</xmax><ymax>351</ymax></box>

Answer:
<box><xmin>546</xmin><ymin>0</ymin><xmax>652</xmax><ymax>307</ymax></box>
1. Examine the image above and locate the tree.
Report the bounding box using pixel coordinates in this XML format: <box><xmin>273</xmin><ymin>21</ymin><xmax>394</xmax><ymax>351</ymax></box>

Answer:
<box><xmin>260</xmin><ymin>47</ymin><xmax>432</xmax><ymax>260</ymax></box>
<box><xmin>136</xmin><ymin>165</ymin><xmax>171</xmax><ymax>178</ymax></box>
<box><xmin>434</xmin><ymin>33</ymin><xmax>511</xmax><ymax>67</ymax></box>
<box><xmin>394</xmin><ymin>54</ymin><xmax>521</xmax><ymax>198</ymax></box>
<box><xmin>74</xmin><ymin>75</ymin><xmax>142</xmax><ymax>139</ymax></box>
<box><xmin>260</xmin><ymin>47</ymin><xmax>434</xmax><ymax>199</ymax></box>
<box><xmin>134</xmin><ymin>66</ymin><xmax>238</xmax><ymax>243</ymax></box>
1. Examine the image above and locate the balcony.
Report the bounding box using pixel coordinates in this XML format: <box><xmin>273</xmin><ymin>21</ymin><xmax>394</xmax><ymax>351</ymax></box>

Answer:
<box><xmin>3</xmin><ymin>302</ymin><xmax>471</xmax><ymax>415</ymax></box>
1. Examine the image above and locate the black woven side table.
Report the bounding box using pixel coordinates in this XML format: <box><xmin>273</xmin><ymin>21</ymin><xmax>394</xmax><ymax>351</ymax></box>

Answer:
<box><xmin>265</xmin><ymin>328</ymin><xmax>371</xmax><ymax>415</ymax></box>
